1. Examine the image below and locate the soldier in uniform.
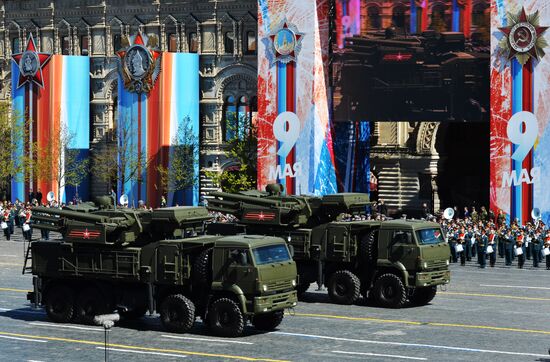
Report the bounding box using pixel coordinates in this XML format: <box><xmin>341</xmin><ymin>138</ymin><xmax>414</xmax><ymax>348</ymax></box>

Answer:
<box><xmin>497</xmin><ymin>225</ymin><xmax>506</xmax><ymax>258</ymax></box>
<box><xmin>532</xmin><ymin>228</ymin><xmax>542</xmax><ymax>268</ymax></box>
<box><xmin>515</xmin><ymin>233</ymin><xmax>526</xmax><ymax>269</ymax></box>
<box><xmin>477</xmin><ymin>229</ymin><xmax>488</xmax><ymax>268</ymax></box>
<box><xmin>471</xmin><ymin>227</ymin><xmax>478</xmax><ymax>259</ymax></box>
<box><xmin>8</xmin><ymin>205</ymin><xmax>15</xmax><ymax>235</ymax></box>
<box><xmin>457</xmin><ymin>231</ymin><xmax>466</xmax><ymax>266</ymax></box>
<box><xmin>497</xmin><ymin>209</ymin><xmax>507</xmax><ymax>228</ymax></box>
<box><xmin>487</xmin><ymin>230</ymin><xmax>497</xmax><ymax>267</ymax></box>
<box><xmin>544</xmin><ymin>236</ymin><xmax>550</xmax><ymax>270</ymax></box>
<box><xmin>488</xmin><ymin>208</ymin><xmax>495</xmax><ymax>224</ymax></box>
<box><xmin>525</xmin><ymin>224</ymin><xmax>533</xmax><ymax>260</ymax></box>
<box><xmin>503</xmin><ymin>229</ymin><xmax>514</xmax><ymax>266</ymax></box>
<box><xmin>23</xmin><ymin>207</ymin><xmax>32</xmax><ymax>242</ymax></box>
<box><xmin>480</xmin><ymin>206</ymin><xmax>488</xmax><ymax>222</ymax></box>
<box><xmin>471</xmin><ymin>207</ymin><xmax>479</xmax><ymax>224</ymax></box>
<box><xmin>465</xmin><ymin>226</ymin><xmax>473</xmax><ymax>261</ymax></box>
<box><xmin>448</xmin><ymin>227</ymin><xmax>457</xmax><ymax>263</ymax></box>
<box><xmin>2</xmin><ymin>208</ymin><xmax>11</xmax><ymax>241</ymax></box>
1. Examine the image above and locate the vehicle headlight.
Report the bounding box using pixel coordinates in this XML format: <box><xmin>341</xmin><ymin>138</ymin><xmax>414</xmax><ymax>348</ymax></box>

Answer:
<box><xmin>417</xmin><ymin>273</ymin><xmax>430</xmax><ymax>281</ymax></box>
<box><xmin>446</xmin><ymin>260</ymin><xmax>450</xmax><ymax>266</ymax></box>
<box><xmin>422</xmin><ymin>262</ymin><xmax>428</xmax><ymax>269</ymax></box>
<box><xmin>291</xmin><ymin>279</ymin><xmax>297</xmax><ymax>287</ymax></box>
<box><xmin>262</xmin><ymin>284</ymin><xmax>268</xmax><ymax>292</ymax></box>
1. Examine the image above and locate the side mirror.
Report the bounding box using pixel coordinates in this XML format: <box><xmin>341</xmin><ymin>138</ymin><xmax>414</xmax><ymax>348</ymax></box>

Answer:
<box><xmin>232</xmin><ymin>250</ymin><xmax>248</xmax><ymax>266</ymax></box>
<box><xmin>239</xmin><ymin>252</ymin><xmax>248</xmax><ymax>266</ymax></box>
<box><xmin>288</xmin><ymin>245</ymin><xmax>295</xmax><ymax>258</ymax></box>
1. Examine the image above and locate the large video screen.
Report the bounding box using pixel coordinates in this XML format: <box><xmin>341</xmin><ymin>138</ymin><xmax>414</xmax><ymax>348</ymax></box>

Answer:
<box><xmin>331</xmin><ymin>0</ymin><xmax>490</xmax><ymax>122</ymax></box>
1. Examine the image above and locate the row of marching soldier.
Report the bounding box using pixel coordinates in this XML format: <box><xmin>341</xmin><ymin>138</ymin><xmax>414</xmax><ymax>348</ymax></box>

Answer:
<box><xmin>438</xmin><ymin>207</ymin><xmax>549</xmax><ymax>269</ymax></box>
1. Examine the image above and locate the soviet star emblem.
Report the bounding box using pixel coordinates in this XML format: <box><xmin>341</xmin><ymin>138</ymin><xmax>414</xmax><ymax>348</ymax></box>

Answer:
<box><xmin>499</xmin><ymin>7</ymin><xmax>548</xmax><ymax>65</ymax></box>
<box><xmin>266</xmin><ymin>19</ymin><xmax>304</xmax><ymax>66</ymax></box>
<box><xmin>11</xmin><ymin>34</ymin><xmax>52</xmax><ymax>89</ymax></box>
<box><xmin>116</xmin><ymin>32</ymin><xmax>162</xmax><ymax>93</ymax></box>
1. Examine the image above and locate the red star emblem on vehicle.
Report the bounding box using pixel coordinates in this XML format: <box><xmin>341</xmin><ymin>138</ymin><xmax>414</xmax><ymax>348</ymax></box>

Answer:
<box><xmin>258</xmin><ymin>212</ymin><xmax>265</xmax><ymax>220</ymax></box>
<box><xmin>498</xmin><ymin>7</ymin><xmax>548</xmax><ymax>65</ymax></box>
<box><xmin>11</xmin><ymin>34</ymin><xmax>52</xmax><ymax>89</ymax></box>
<box><xmin>83</xmin><ymin>228</ymin><xmax>90</xmax><ymax>239</ymax></box>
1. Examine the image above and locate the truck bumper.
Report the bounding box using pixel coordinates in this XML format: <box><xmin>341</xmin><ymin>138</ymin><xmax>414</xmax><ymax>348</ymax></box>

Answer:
<box><xmin>415</xmin><ymin>270</ymin><xmax>450</xmax><ymax>287</ymax></box>
<box><xmin>253</xmin><ymin>290</ymin><xmax>298</xmax><ymax>314</ymax></box>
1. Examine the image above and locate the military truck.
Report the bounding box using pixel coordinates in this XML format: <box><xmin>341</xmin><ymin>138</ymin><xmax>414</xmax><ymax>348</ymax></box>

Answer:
<box><xmin>26</xmin><ymin>204</ymin><xmax>297</xmax><ymax>337</ymax></box>
<box><xmin>207</xmin><ymin>185</ymin><xmax>450</xmax><ymax>308</ymax></box>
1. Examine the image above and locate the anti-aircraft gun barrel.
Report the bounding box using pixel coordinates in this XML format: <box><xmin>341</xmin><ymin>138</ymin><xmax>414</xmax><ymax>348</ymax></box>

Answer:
<box><xmin>209</xmin><ymin>191</ymin><xmax>285</xmax><ymax>207</ymax></box>
<box><xmin>208</xmin><ymin>186</ymin><xmax>371</xmax><ymax>228</ymax></box>
<box><xmin>32</xmin><ymin>206</ymin><xmax>108</xmax><ymax>223</ymax></box>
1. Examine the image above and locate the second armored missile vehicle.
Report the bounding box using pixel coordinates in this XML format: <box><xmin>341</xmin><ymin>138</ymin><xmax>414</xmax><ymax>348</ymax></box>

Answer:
<box><xmin>207</xmin><ymin>184</ymin><xmax>450</xmax><ymax>308</ymax></box>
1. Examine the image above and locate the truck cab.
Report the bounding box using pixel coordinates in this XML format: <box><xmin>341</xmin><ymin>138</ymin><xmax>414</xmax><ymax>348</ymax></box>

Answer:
<box><xmin>376</xmin><ymin>221</ymin><xmax>450</xmax><ymax>291</ymax></box>
<box><xmin>210</xmin><ymin>236</ymin><xmax>298</xmax><ymax>316</ymax></box>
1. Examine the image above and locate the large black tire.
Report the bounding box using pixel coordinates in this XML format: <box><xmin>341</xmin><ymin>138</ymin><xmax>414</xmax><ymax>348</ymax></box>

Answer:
<box><xmin>45</xmin><ymin>285</ymin><xmax>75</xmax><ymax>323</ymax></box>
<box><xmin>193</xmin><ymin>248</ymin><xmax>213</xmax><ymax>286</ymax></box>
<box><xmin>252</xmin><ymin>311</ymin><xmax>284</xmax><ymax>331</ymax></box>
<box><xmin>327</xmin><ymin>270</ymin><xmax>361</xmax><ymax>305</ymax></box>
<box><xmin>409</xmin><ymin>286</ymin><xmax>437</xmax><ymax>306</ymax></box>
<box><xmin>207</xmin><ymin>298</ymin><xmax>244</xmax><ymax>337</ymax></box>
<box><xmin>75</xmin><ymin>287</ymin><xmax>112</xmax><ymax>325</ymax></box>
<box><xmin>359</xmin><ymin>230</ymin><xmax>378</xmax><ymax>262</ymax></box>
<box><xmin>159</xmin><ymin>294</ymin><xmax>196</xmax><ymax>333</ymax></box>
<box><xmin>373</xmin><ymin>273</ymin><xmax>407</xmax><ymax>308</ymax></box>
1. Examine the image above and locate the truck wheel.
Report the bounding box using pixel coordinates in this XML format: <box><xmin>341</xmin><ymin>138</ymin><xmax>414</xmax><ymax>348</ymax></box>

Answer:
<box><xmin>45</xmin><ymin>285</ymin><xmax>75</xmax><ymax>323</ymax></box>
<box><xmin>373</xmin><ymin>273</ymin><xmax>407</xmax><ymax>308</ymax></box>
<box><xmin>409</xmin><ymin>286</ymin><xmax>437</xmax><ymax>306</ymax></box>
<box><xmin>207</xmin><ymin>298</ymin><xmax>244</xmax><ymax>337</ymax></box>
<box><xmin>160</xmin><ymin>294</ymin><xmax>196</xmax><ymax>333</ymax></box>
<box><xmin>75</xmin><ymin>287</ymin><xmax>112</xmax><ymax>325</ymax></box>
<box><xmin>252</xmin><ymin>311</ymin><xmax>284</xmax><ymax>331</ymax></box>
<box><xmin>359</xmin><ymin>230</ymin><xmax>378</xmax><ymax>262</ymax></box>
<box><xmin>193</xmin><ymin>248</ymin><xmax>213</xmax><ymax>286</ymax></box>
<box><xmin>327</xmin><ymin>270</ymin><xmax>361</xmax><ymax>305</ymax></box>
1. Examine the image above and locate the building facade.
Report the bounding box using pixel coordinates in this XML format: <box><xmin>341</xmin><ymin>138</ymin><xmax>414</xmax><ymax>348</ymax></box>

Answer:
<box><xmin>0</xmin><ymin>0</ymin><xmax>258</xmax><ymax>199</ymax></box>
<box><xmin>0</xmin><ymin>0</ymin><xmax>489</xmax><ymax>214</ymax></box>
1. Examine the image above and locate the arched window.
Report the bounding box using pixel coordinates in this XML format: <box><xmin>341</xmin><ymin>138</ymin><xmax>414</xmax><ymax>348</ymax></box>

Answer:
<box><xmin>168</xmin><ymin>33</ymin><xmax>177</xmax><ymax>52</ymax></box>
<box><xmin>472</xmin><ymin>3</ymin><xmax>488</xmax><ymax>27</ymax></box>
<box><xmin>80</xmin><ymin>35</ymin><xmax>90</xmax><ymax>55</ymax></box>
<box><xmin>392</xmin><ymin>5</ymin><xmax>407</xmax><ymax>30</ymax></box>
<box><xmin>109</xmin><ymin>18</ymin><xmax>124</xmax><ymax>55</ymax></box>
<box><xmin>113</xmin><ymin>34</ymin><xmax>122</xmax><ymax>53</ymax></box>
<box><xmin>61</xmin><ymin>36</ymin><xmax>71</xmax><ymax>55</ymax></box>
<box><xmin>237</xmin><ymin>96</ymin><xmax>250</xmax><ymax>138</ymax></box>
<box><xmin>224</xmin><ymin>95</ymin><xmax>254</xmax><ymax>141</ymax></box>
<box><xmin>57</xmin><ymin>20</ymin><xmax>72</xmax><ymax>55</ymax></box>
<box><xmin>224</xmin><ymin>95</ymin><xmax>237</xmax><ymax>141</ymax></box>
<box><xmin>367</xmin><ymin>6</ymin><xmax>381</xmax><ymax>30</ymax></box>
<box><xmin>430</xmin><ymin>3</ymin><xmax>449</xmax><ymax>32</ymax></box>
<box><xmin>188</xmin><ymin>32</ymin><xmax>198</xmax><ymax>53</ymax></box>
<box><xmin>12</xmin><ymin>38</ymin><xmax>20</xmax><ymax>54</ymax></box>
<box><xmin>224</xmin><ymin>31</ymin><xmax>235</xmax><ymax>54</ymax></box>
<box><xmin>246</xmin><ymin>31</ymin><xmax>257</xmax><ymax>55</ymax></box>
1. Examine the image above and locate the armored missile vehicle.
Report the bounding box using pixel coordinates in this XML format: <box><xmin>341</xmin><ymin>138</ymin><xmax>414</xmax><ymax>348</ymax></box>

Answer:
<box><xmin>207</xmin><ymin>184</ymin><xmax>450</xmax><ymax>308</ymax></box>
<box><xmin>26</xmin><ymin>204</ymin><xmax>297</xmax><ymax>337</ymax></box>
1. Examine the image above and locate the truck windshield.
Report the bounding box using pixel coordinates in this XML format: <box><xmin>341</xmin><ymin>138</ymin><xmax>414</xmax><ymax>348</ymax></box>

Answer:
<box><xmin>252</xmin><ymin>244</ymin><xmax>291</xmax><ymax>265</ymax></box>
<box><xmin>416</xmin><ymin>228</ymin><xmax>445</xmax><ymax>245</ymax></box>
